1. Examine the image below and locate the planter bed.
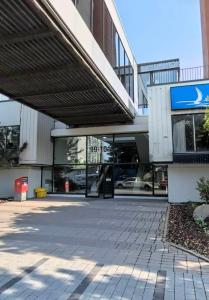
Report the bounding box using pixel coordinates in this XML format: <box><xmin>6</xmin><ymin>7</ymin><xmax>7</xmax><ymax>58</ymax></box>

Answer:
<box><xmin>167</xmin><ymin>204</ymin><xmax>209</xmax><ymax>258</ymax></box>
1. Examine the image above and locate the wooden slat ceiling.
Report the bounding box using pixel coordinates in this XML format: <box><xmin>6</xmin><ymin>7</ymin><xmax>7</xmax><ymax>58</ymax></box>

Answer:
<box><xmin>0</xmin><ymin>0</ymin><xmax>134</xmax><ymax>125</ymax></box>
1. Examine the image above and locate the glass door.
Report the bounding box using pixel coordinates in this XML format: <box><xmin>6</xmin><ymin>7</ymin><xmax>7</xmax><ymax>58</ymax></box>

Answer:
<box><xmin>86</xmin><ymin>164</ymin><xmax>114</xmax><ymax>198</ymax></box>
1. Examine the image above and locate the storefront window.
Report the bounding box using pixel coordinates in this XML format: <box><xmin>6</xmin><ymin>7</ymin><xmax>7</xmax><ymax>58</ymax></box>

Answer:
<box><xmin>172</xmin><ymin>115</ymin><xmax>194</xmax><ymax>152</ymax></box>
<box><xmin>54</xmin><ymin>137</ymin><xmax>86</xmax><ymax>164</ymax></box>
<box><xmin>194</xmin><ymin>114</ymin><xmax>209</xmax><ymax>152</ymax></box>
<box><xmin>114</xmin><ymin>164</ymin><xmax>153</xmax><ymax>195</ymax></box>
<box><xmin>53</xmin><ymin>165</ymin><xmax>86</xmax><ymax>194</ymax></box>
<box><xmin>114</xmin><ymin>133</ymin><xmax>149</xmax><ymax>163</ymax></box>
<box><xmin>52</xmin><ymin>134</ymin><xmax>167</xmax><ymax>196</ymax></box>
<box><xmin>154</xmin><ymin>165</ymin><xmax>168</xmax><ymax>196</ymax></box>
<box><xmin>0</xmin><ymin>126</ymin><xmax>20</xmax><ymax>165</ymax></box>
<box><xmin>87</xmin><ymin>135</ymin><xmax>113</xmax><ymax>164</ymax></box>
<box><xmin>172</xmin><ymin>114</ymin><xmax>209</xmax><ymax>153</ymax></box>
<box><xmin>42</xmin><ymin>167</ymin><xmax>53</xmax><ymax>193</ymax></box>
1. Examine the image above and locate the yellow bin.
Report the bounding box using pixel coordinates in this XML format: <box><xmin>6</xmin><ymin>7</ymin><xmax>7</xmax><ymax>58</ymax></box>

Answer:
<box><xmin>35</xmin><ymin>187</ymin><xmax>47</xmax><ymax>198</ymax></box>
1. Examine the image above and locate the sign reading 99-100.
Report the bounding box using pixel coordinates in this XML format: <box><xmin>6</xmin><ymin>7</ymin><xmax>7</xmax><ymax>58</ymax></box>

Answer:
<box><xmin>170</xmin><ymin>83</ymin><xmax>209</xmax><ymax>110</ymax></box>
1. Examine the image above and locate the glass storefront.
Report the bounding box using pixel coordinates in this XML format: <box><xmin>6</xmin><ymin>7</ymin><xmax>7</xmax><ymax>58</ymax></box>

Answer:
<box><xmin>172</xmin><ymin>114</ymin><xmax>209</xmax><ymax>153</ymax></box>
<box><xmin>42</xmin><ymin>133</ymin><xmax>168</xmax><ymax>197</ymax></box>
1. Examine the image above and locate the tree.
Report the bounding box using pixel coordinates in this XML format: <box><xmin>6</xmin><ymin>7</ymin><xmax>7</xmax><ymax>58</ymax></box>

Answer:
<box><xmin>204</xmin><ymin>107</ymin><xmax>209</xmax><ymax>132</ymax></box>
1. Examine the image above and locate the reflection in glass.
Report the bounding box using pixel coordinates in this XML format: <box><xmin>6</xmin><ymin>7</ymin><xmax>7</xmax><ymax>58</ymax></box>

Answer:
<box><xmin>76</xmin><ymin>0</ymin><xmax>92</xmax><ymax>29</ymax></box>
<box><xmin>0</xmin><ymin>126</ymin><xmax>20</xmax><ymax>165</ymax></box>
<box><xmin>114</xmin><ymin>134</ymin><xmax>149</xmax><ymax>163</ymax></box>
<box><xmin>113</xmin><ymin>28</ymin><xmax>120</xmax><ymax>76</ymax></box>
<box><xmin>87</xmin><ymin>135</ymin><xmax>113</xmax><ymax>164</ymax></box>
<box><xmin>114</xmin><ymin>164</ymin><xmax>153</xmax><ymax>195</ymax></box>
<box><xmin>154</xmin><ymin>165</ymin><xmax>168</xmax><ymax>196</ymax></box>
<box><xmin>104</xmin><ymin>4</ymin><xmax>114</xmax><ymax>65</ymax></box>
<box><xmin>92</xmin><ymin>0</ymin><xmax>104</xmax><ymax>49</ymax></box>
<box><xmin>54</xmin><ymin>137</ymin><xmax>86</xmax><ymax>164</ymax></box>
<box><xmin>172</xmin><ymin>115</ymin><xmax>194</xmax><ymax>152</ymax></box>
<box><xmin>87</xmin><ymin>164</ymin><xmax>113</xmax><ymax>197</ymax></box>
<box><xmin>53</xmin><ymin>165</ymin><xmax>86</xmax><ymax>194</ymax></box>
<box><xmin>42</xmin><ymin>167</ymin><xmax>53</xmax><ymax>193</ymax></box>
<box><xmin>195</xmin><ymin>114</ymin><xmax>209</xmax><ymax>151</ymax></box>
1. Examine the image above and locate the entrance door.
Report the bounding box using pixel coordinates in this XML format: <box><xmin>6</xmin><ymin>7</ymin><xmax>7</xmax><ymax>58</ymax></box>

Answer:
<box><xmin>86</xmin><ymin>164</ymin><xmax>114</xmax><ymax>198</ymax></box>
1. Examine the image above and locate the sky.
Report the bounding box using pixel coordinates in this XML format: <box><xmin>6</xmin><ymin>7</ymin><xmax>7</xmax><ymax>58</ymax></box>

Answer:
<box><xmin>115</xmin><ymin>0</ymin><xmax>202</xmax><ymax>68</ymax></box>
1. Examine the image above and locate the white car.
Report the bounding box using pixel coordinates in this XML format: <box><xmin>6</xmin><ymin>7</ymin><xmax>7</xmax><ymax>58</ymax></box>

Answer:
<box><xmin>115</xmin><ymin>177</ymin><xmax>152</xmax><ymax>191</ymax></box>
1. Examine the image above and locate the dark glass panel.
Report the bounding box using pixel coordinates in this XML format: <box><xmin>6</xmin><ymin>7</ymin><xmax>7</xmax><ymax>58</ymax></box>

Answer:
<box><xmin>154</xmin><ymin>165</ymin><xmax>168</xmax><ymax>196</ymax></box>
<box><xmin>87</xmin><ymin>135</ymin><xmax>113</xmax><ymax>164</ymax></box>
<box><xmin>114</xmin><ymin>164</ymin><xmax>153</xmax><ymax>195</ymax></box>
<box><xmin>124</xmin><ymin>53</ymin><xmax>130</xmax><ymax>95</ymax></box>
<box><xmin>53</xmin><ymin>165</ymin><xmax>86</xmax><ymax>194</ymax></box>
<box><xmin>86</xmin><ymin>164</ymin><xmax>113</xmax><ymax>198</ymax></box>
<box><xmin>119</xmin><ymin>39</ymin><xmax>125</xmax><ymax>84</ymax></box>
<box><xmin>92</xmin><ymin>0</ymin><xmax>104</xmax><ymax>49</ymax></box>
<box><xmin>103</xmin><ymin>3</ymin><xmax>114</xmax><ymax>65</ymax></box>
<box><xmin>76</xmin><ymin>0</ymin><xmax>92</xmax><ymax>30</ymax></box>
<box><xmin>113</xmin><ymin>27</ymin><xmax>120</xmax><ymax>76</ymax></box>
<box><xmin>114</xmin><ymin>133</ymin><xmax>149</xmax><ymax>163</ymax></box>
<box><xmin>130</xmin><ymin>65</ymin><xmax>134</xmax><ymax>101</ymax></box>
<box><xmin>194</xmin><ymin>114</ymin><xmax>209</xmax><ymax>151</ymax></box>
<box><xmin>172</xmin><ymin>115</ymin><xmax>194</xmax><ymax>152</ymax></box>
<box><xmin>54</xmin><ymin>137</ymin><xmax>86</xmax><ymax>164</ymax></box>
<box><xmin>42</xmin><ymin>167</ymin><xmax>53</xmax><ymax>193</ymax></box>
<box><xmin>0</xmin><ymin>127</ymin><xmax>6</xmax><ymax>163</ymax></box>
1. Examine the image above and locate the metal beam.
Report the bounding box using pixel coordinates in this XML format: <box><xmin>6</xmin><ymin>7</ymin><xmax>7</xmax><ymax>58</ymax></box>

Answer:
<box><xmin>0</xmin><ymin>64</ymin><xmax>83</xmax><ymax>82</ymax></box>
<box><xmin>59</xmin><ymin>114</ymin><xmax>126</xmax><ymax>123</ymax></box>
<box><xmin>0</xmin><ymin>29</ymin><xmax>54</xmax><ymax>46</ymax></box>
<box><xmin>13</xmin><ymin>87</ymin><xmax>99</xmax><ymax>99</ymax></box>
<box><xmin>39</xmin><ymin>102</ymin><xmax>114</xmax><ymax>112</ymax></box>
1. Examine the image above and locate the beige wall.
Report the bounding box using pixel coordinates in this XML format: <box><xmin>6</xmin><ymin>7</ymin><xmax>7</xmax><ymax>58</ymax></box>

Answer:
<box><xmin>0</xmin><ymin>167</ymin><xmax>41</xmax><ymax>198</ymax></box>
<box><xmin>168</xmin><ymin>164</ymin><xmax>209</xmax><ymax>203</ymax></box>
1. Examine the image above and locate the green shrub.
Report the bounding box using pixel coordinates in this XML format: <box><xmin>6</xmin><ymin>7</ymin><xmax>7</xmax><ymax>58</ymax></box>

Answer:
<box><xmin>195</xmin><ymin>218</ymin><xmax>208</xmax><ymax>233</ymax></box>
<box><xmin>196</xmin><ymin>177</ymin><xmax>209</xmax><ymax>204</ymax></box>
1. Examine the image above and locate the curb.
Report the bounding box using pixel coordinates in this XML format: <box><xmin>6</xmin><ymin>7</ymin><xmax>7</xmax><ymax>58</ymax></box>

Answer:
<box><xmin>168</xmin><ymin>242</ymin><xmax>209</xmax><ymax>263</ymax></box>
<box><xmin>162</xmin><ymin>204</ymin><xmax>170</xmax><ymax>240</ymax></box>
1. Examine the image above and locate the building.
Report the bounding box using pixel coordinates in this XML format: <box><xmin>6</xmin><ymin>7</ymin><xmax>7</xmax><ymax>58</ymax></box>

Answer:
<box><xmin>0</xmin><ymin>0</ymin><xmax>208</xmax><ymax>202</ymax></box>
<box><xmin>200</xmin><ymin>0</ymin><xmax>209</xmax><ymax>68</ymax></box>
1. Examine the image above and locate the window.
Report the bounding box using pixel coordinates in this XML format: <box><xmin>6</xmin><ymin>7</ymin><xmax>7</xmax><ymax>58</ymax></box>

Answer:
<box><xmin>87</xmin><ymin>135</ymin><xmax>113</xmax><ymax>164</ymax></box>
<box><xmin>172</xmin><ymin>114</ymin><xmax>209</xmax><ymax>153</ymax></box>
<box><xmin>172</xmin><ymin>115</ymin><xmax>194</xmax><ymax>152</ymax></box>
<box><xmin>0</xmin><ymin>126</ymin><xmax>20</xmax><ymax>165</ymax></box>
<box><xmin>76</xmin><ymin>0</ymin><xmax>92</xmax><ymax>30</ymax></box>
<box><xmin>53</xmin><ymin>165</ymin><xmax>86</xmax><ymax>194</ymax></box>
<box><xmin>114</xmin><ymin>134</ymin><xmax>149</xmax><ymax>163</ymax></box>
<box><xmin>194</xmin><ymin>114</ymin><xmax>209</xmax><ymax>151</ymax></box>
<box><xmin>113</xmin><ymin>28</ymin><xmax>119</xmax><ymax>76</ymax></box>
<box><xmin>73</xmin><ymin>0</ymin><xmax>135</xmax><ymax>101</ymax></box>
<box><xmin>114</xmin><ymin>164</ymin><xmax>153</xmax><ymax>195</ymax></box>
<box><xmin>54</xmin><ymin>137</ymin><xmax>86</xmax><ymax>164</ymax></box>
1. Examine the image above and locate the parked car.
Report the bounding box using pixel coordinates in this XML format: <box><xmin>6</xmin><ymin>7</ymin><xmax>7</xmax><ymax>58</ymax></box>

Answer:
<box><xmin>115</xmin><ymin>177</ymin><xmax>152</xmax><ymax>191</ymax></box>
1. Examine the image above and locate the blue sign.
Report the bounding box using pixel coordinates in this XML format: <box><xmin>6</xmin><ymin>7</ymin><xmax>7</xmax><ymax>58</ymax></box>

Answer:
<box><xmin>170</xmin><ymin>83</ymin><xmax>209</xmax><ymax>110</ymax></box>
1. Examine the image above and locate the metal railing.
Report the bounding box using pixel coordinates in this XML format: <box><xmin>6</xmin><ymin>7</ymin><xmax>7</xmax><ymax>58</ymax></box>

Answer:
<box><xmin>140</xmin><ymin>65</ymin><xmax>209</xmax><ymax>87</ymax></box>
<box><xmin>179</xmin><ymin>65</ymin><xmax>209</xmax><ymax>82</ymax></box>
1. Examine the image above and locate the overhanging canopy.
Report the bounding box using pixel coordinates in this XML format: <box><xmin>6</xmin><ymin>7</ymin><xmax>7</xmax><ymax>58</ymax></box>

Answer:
<box><xmin>0</xmin><ymin>0</ymin><xmax>134</xmax><ymax>125</ymax></box>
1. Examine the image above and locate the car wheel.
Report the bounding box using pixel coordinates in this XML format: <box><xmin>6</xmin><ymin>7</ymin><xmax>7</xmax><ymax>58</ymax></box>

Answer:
<box><xmin>117</xmin><ymin>184</ymin><xmax>123</xmax><ymax>189</ymax></box>
<box><xmin>144</xmin><ymin>185</ymin><xmax>151</xmax><ymax>191</ymax></box>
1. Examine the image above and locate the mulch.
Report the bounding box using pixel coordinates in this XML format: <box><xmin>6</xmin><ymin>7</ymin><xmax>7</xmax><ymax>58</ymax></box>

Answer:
<box><xmin>167</xmin><ymin>204</ymin><xmax>209</xmax><ymax>258</ymax></box>
<box><xmin>0</xmin><ymin>199</ymin><xmax>8</xmax><ymax>204</ymax></box>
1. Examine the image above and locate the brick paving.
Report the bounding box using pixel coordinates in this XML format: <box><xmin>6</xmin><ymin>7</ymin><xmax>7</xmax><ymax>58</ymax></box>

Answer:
<box><xmin>0</xmin><ymin>198</ymin><xmax>209</xmax><ymax>299</ymax></box>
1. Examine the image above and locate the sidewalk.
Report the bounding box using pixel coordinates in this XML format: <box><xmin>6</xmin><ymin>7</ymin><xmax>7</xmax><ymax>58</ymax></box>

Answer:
<box><xmin>0</xmin><ymin>198</ymin><xmax>208</xmax><ymax>299</ymax></box>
